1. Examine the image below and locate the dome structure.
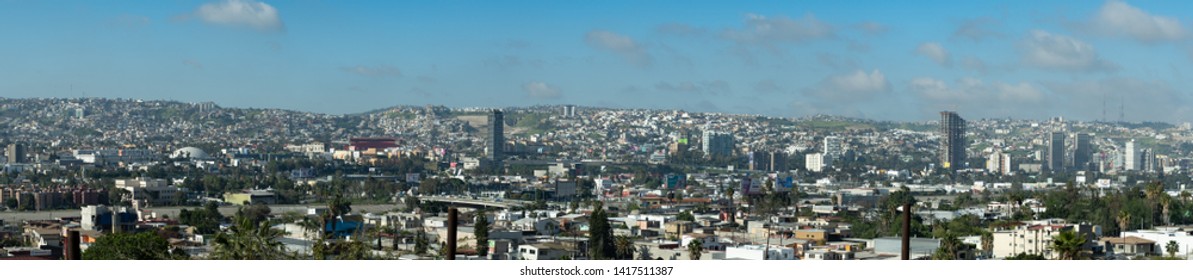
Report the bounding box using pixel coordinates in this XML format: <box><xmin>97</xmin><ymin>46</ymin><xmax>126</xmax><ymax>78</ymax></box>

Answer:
<box><xmin>171</xmin><ymin>147</ymin><xmax>209</xmax><ymax>159</ymax></box>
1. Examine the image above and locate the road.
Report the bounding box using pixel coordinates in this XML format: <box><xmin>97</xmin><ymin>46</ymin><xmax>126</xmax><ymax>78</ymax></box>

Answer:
<box><xmin>0</xmin><ymin>203</ymin><xmax>404</xmax><ymax>223</ymax></box>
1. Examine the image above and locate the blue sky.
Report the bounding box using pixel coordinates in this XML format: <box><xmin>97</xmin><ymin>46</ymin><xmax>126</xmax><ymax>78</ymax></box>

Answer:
<box><xmin>2</xmin><ymin>1</ymin><xmax>1193</xmax><ymax>122</ymax></box>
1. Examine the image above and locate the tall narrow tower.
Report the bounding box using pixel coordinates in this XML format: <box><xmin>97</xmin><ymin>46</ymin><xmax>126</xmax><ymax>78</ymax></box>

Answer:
<box><xmin>1074</xmin><ymin>133</ymin><xmax>1092</xmax><ymax>171</ymax></box>
<box><xmin>939</xmin><ymin>111</ymin><xmax>967</xmax><ymax>170</ymax></box>
<box><xmin>488</xmin><ymin>109</ymin><xmax>504</xmax><ymax>163</ymax></box>
<box><xmin>1047</xmin><ymin>132</ymin><xmax>1066</xmax><ymax>172</ymax></box>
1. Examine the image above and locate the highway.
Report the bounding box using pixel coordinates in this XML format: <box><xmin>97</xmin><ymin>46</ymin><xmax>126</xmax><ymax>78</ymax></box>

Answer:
<box><xmin>0</xmin><ymin>203</ymin><xmax>404</xmax><ymax>223</ymax></box>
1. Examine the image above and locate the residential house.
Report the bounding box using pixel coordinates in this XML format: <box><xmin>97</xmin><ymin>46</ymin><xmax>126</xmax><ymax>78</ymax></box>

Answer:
<box><xmin>1100</xmin><ymin>236</ymin><xmax>1156</xmax><ymax>259</ymax></box>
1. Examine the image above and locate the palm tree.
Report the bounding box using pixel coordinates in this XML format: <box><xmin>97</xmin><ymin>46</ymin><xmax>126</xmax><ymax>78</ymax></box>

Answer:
<box><xmin>299</xmin><ymin>216</ymin><xmax>321</xmax><ymax>240</ymax></box>
<box><xmin>614</xmin><ymin>235</ymin><xmax>636</xmax><ymax>260</ymax></box>
<box><xmin>1166</xmin><ymin>240</ymin><xmax>1180</xmax><ymax>258</ymax></box>
<box><xmin>932</xmin><ymin>233</ymin><xmax>963</xmax><ymax>260</ymax></box>
<box><xmin>980</xmin><ymin>231</ymin><xmax>993</xmax><ymax>256</ymax></box>
<box><xmin>211</xmin><ymin>212</ymin><xmax>287</xmax><ymax>260</ymax></box>
<box><xmin>1145</xmin><ymin>183</ymin><xmax>1164</xmax><ymax>227</ymax></box>
<box><xmin>1160</xmin><ymin>195</ymin><xmax>1173</xmax><ymax>226</ymax></box>
<box><xmin>1050</xmin><ymin>229</ymin><xmax>1086</xmax><ymax>260</ymax></box>
<box><xmin>1117</xmin><ymin>210</ymin><xmax>1132</xmax><ymax>235</ymax></box>
<box><xmin>687</xmin><ymin>239</ymin><xmax>703</xmax><ymax>260</ymax></box>
<box><xmin>324</xmin><ymin>195</ymin><xmax>353</xmax><ymax>240</ymax></box>
<box><xmin>1181</xmin><ymin>190</ymin><xmax>1192</xmax><ymax>203</ymax></box>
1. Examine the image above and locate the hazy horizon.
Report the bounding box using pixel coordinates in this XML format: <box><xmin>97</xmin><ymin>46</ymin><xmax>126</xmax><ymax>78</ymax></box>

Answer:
<box><xmin>3</xmin><ymin>1</ymin><xmax>1193</xmax><ymax>122</ymax></box>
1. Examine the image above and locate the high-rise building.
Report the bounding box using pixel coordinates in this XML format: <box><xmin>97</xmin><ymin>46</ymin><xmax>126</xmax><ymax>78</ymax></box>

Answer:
<box><xmin>6</xmin><ymin>144</ymin><xmax>25</xmax><ymax>164</ymax></box>
<box><xmin>768</xmin><ymin>151</ymin><xmax>786</xmax><ymax>172</ymax></box>
<box><xmin>1047</xmin><ymin>132</ymin><xmax>1065</xmax><ymax>172</ymax></box>
<box><xmin>1073</xmin><ymin>133</ymin><xmax>1092</xmax><ymax>171</ymax></box>
<box><xmin>702</xmin><ymin>129</ymin><xmax>734</xmax><ymax>157</ymax></box>
<box><xmin>987</xmin><ymin>151</ymin><xmax>1014</xmax><ymax>175</ymax></box>
<box><xmin>1125</xmin><ymin>140</ymin><xmax>1140</xmax><ymax>171</ymax></box>
<box><xmin>1141</xmin><ymin>148</ymin><xmax>1155</xmax><ymax>173</ymax></box>
<box><xmin>562</xmin><ymin>105</ymin><xmax>576</xmax><ymax>118</ymax></box>
<box><xmin>806</xmin><ymin>153</ymin><xmax>830</xmax><ymax>172</ymax></box>
<box><xmin>823</xmin><ymin>136</ymin><xmax>844</xmax><ymax>159</ymax></box>
<box><xmin>939</xmin><ymin>111</ymin><xmax>966</xmax><ymax>170</ymax></box>
<box><xmin>488</xmin><ymin>110</ymin><xmax>504</xmax><ymax>162</ymax></box>
<box><xmin>747</xmin><ymin>150</ymin><xmax>786</xmax><ymax>172</ymax></box>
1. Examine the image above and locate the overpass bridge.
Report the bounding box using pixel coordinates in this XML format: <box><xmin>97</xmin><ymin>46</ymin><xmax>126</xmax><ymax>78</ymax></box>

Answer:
<box><xmin>418</xmin><ymin>196</ymin><xmax>532</xmax><ymax>209</ymax></box>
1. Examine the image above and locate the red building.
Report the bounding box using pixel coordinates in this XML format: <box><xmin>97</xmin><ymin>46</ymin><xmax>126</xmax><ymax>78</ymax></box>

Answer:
<box><xmin>348</xmin><ymin>137</ymin><xmax>399</xmax><ymax>151</ymax></box>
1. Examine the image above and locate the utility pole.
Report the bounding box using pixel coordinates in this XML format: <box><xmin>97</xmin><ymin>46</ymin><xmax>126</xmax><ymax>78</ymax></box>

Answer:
<box><xmin>447</xmin><ymin>208</ymin><xmax>457</xmax><ymax>260</ymax></box>
<box><xmin>901</xmin><ymin>203</ymin><xmax>911</xmax><ymax>260</ymax></box>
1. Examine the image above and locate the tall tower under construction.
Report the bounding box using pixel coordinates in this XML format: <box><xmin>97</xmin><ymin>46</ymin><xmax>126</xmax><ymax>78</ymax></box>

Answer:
<box><xmin>488</xmin><ymin>109</ymin><xmax>504</xmax><ymax>163</ymax></box>
<box><xmin>939</xmin><ymin>111</ymin><xmax>966</xmax><ymax>170</ymax></box>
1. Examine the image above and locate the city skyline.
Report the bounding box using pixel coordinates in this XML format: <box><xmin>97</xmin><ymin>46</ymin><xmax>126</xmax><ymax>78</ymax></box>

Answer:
<box><xmin>3</xmin><ymin>1</ymin><xmax>1193</xmax><ymax>122</ymax></box>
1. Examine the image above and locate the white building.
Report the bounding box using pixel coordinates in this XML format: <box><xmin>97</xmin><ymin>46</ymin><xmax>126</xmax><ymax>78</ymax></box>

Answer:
<box><xmin>1125</xmin><ymin>140</ymin><xmax>1140</xmax><ymax>171</ymax></box>
<box><xmin>517</xmin><ymin>243</ymin><xmax>571</xmax><ymax>260</ymax></box>
<box><xmin>115</xmin><ymin>178</ymin><xmax>181</xmax><ymax>206</ymax></box>
<box><xmin>806</xmin><ymin>153</ymin><xmax>831</xmax><ymax>172</ymax></box>
<box><xmin>724</xmin><ymin>244</ymin><xmax>796</xmax><ymax>260</ymax></box>
<box><xmin>987</xmin><ymin>151</ymin><xmax>1013</xmax><ymax>175</ymax></box>
<box><xmin>1123</xmin><ymin>228</ymin><xmax>1193</xmax><ymax>258</ymax></box>
<box><xmin>991</xmin><ymin>219</ymin><xmax>1101</xmax><ymax>259</ymax></box>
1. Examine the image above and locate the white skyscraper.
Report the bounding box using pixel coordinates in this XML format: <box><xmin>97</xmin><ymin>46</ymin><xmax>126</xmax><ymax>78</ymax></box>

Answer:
<box><xmin>806</xmin><ymin>153</ymin><xmax>831</xmax><ymax>172</ymax></box>
<box><xmin>1125</xmin><ymin>140</ymin><xmax>1140</xmax><ymax>171</ymax></box>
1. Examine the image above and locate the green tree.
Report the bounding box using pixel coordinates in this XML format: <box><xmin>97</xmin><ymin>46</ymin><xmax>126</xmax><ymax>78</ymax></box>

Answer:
<box><xmin>210</xmin><ymin>212</ymin><xmax>287</xmax><ymax>260</ymax></box>
<box><xmin>586</xmin><ymin>201</ymin><xmax>615</xmax><ymax>260</ymax></box>
<box><xmin>324</xmin><ymin>195</ymin><xmax>353</xmax><ymax>240</ymax></box>
<box><xmin>980</xmin><ymin>231</ymin><xmax>993</xmax><ymax>255</ymax></box>
<box><xmin>1145</xmin><ymin>183</ymin><xmax>1164</xmax><ymax>227</ymax></box>
<box><xmin>614</xmin><ymin>235</ymin><xmax>636</xmax><ymax>260</ymax></box>
<box><xmin>178</xmin><ymin>202</ymin><xmax>224</xmax><ymax>234</ymax></box>
<box><xmin>404</xmin><ymin>196</ymin><xmax>421</xmax><ymax>211</ymax></box>
<box><xmin>1117</xmin><ymin>210</ymin><xmax>1132</xmax><ymax>234</ymax></box>
<box><xmin>931</xmin><ymin>233</ymin><xmax>963</xmax><ymax>260</ymax></box>
<box><xmin>687</xmin><ymin>239</ymin><xmax>703</xmax><ymax>260</ymax></box>
<box><xmin>475</xmin><ymin>209</ymin><xmax>490</xmax><ymax>257</ymax></box>
<box><xmin>676</xmin><ymin>211</ymin><xmax>695</xmax><ymax>222</ymax></box>
<box><xmin>240</xmin><ymin>204</ymin><xmax>272</xmax><ymax>225</ymax></box>
<box><xmin>1050</xmin><ymin>229</ymin><xmax>1087</xmax><ymax>260</ymax></box>
<box><xmin>1160</xmin><ymin>195</ymin><xmax>1173</xmax><ymax>226</ymax></box>
<box><xmin>83</xmin><ymin>232</ymin><xmax>186</xmax><ymax>260</ymax></box>
<box><xmin>1166</xmin><ymin>240</ymin><xmax>1180</xmax><ymax>258</ymax></box>
<box><xmin>3</xmin><ymin>198</ymin><xmax>16</xmax><ymax>209</ymax></box>
<box><xmin>414</xmin><ymin>229</ymin><xmax>429</xmax><ymax>256</ymax></box>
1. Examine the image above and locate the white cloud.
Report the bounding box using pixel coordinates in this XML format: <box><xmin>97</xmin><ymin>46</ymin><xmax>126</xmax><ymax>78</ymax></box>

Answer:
<box><xmin>916</xmin><ymin>42</ymin><xmax>951</xmax><ymax>66</ymax></box>
<box><xmin>195</xmin><ymin>0</ymin><xmax>283</xmax><ymax>32</ymax></box>
<box><xmin>655</xmin><ymin>80</ymin><xmax>731</xmax><ymax>95</ymax></box>
<box><xmin>656</xmin><ymin>23</ymin><xmax>707</xmax><ymax>37</ymax></box>
<box><xmin>828</xmin><ymin>69</ymin><xmax>890</xmax><ymax>93</ymax></box>
<box><xmin>909</xmin><ymin>77</ymin><xmax>1047</xmax><ymax>118</ymax></box>
<box><xmin>585</xmin><ymin>30</ymin><xmax>651</xmax><ymax>67</ymax></box>
<box><xmin>1091</xmin><ymin>0</ymin><xmax>1186</xmax><ymax>42</ymax></box>
<box><xmin>722</xmin><ymin>13</ymin><xmax>834</xmax><ymax>45</ymax></box>
<box><xmin>1041</xmin><ymin>77</ymin><xmax>1189</xmax><ymax>122</ymax></box>
<box><xmin>182</xmin><ymin>59</ymin><xmax>204</xmax><ymax>69</ymax></box>
<box><xmin>857</xmin><ymin>21</ymin><xmax>888</xmax><ymax>35</ymax></box>
<box><xmin>805</xmin><ymin>69</ymin><xmax>890</xmax><ymax>101</ymax></box>
<box><xmin>952</xmin><ymin>17</ymin><xmax>1003</xmax><ymax>42</ymax></box>
<box><xmin>912</xmin><ymin>77</ymin><xmax>1044</xmax><ymax>103</ymax></box>
<box><xmin>1021</xmin><ymin>30</ymin><xmax>1118</xmax><ymax>72</ymax></box>
<box><xmin>753</xmin><ymin>79</ymin><xmax>782</xmax><ymax>94</ymax></box>
<box><xmin>523</xmin><ymin>82</ymin><xmax>562</xmax><ymax>99</ymax></box>
<box><xmin>340</xmin><ymin>65</ymin><xmax>402</xmax><ymax>78</ymax></box>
